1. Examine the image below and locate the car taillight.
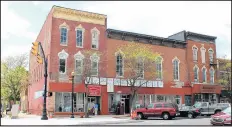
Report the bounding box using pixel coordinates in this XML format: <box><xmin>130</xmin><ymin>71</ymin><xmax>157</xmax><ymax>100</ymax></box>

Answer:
<box><xmin>195</xmin><ymin>109</ymin><xmax>199</xmax><ymax>112</ymax></box>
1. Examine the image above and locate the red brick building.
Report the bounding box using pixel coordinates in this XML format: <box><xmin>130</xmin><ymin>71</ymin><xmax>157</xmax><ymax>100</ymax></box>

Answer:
<box><xmin>28</xmin><ymin>6</ymin><xmax>221</xmax><ymax>116</ymax></box>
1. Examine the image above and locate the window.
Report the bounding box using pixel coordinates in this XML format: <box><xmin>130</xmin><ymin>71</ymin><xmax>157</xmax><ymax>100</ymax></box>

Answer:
<box><xmin>76</xmin><ymin>29</ymin><xmax>83</xmax><ymax>47</ymax></box>
<box><xmin>91</xmin><ymin>61</ymin><xmax>98</xmax><ymax>76</ymax></box>
<box><xmin>74</xmin><ymin>51</ymin><xmax>84</xmax><ymax>75</ymax></box>
<box><xmin>75</xmin><ymin>60</ymin><xmax>83</xmax><ymax>75</ymax></box>
<box><xmin>210</xmin><ymin>67</ymin><xmax>214</xmax><ymax>84</ymax></box>
<box><xmin>193</xmin><ymin>65</ymin><xmax>199</xmax><ymax>82</ymax></box>
<box><xmin>155</xmin><ymin>104</ymin><xmax>162</xmax><ymax>108</ymax></box>
<box><xmin>90</xmin><ymin>54</ymin><xmax>100</xmax><ymax>76</ymax></box>
<box><xmin>202</xmin><ymin>67</ymin><xmax>207</xmax><ymax>83</ymax></box>
<box><xmin>60</xmin><ymin>28</ymin><xmax>67</xmax><ymax>45</ymax></box>
<box><xmin>156</xmin><ymin>57</ymin><xmax>163</xmax><ymax>79</ymax></box>
<box><xmin>172</xmin><ymin>57</ymin><xmax>180</xmax><ymax>81</ymax></box>
<box><xmin>137</xmin><ymin>58</ymin><xmax>144</xmax><ymax>78</ymax></box>
<box><xmin>164</xmin><ymin>103</ymin><xmax>173</xmax><ymax>108</ymax></box>
<box><xmin>91</xmin><ymin>28</ymin><xmax>100</xmax><ymax>49</ymax></box>
<box><xmin>147</xmin><ymin>104</ymin><xmax>154</xmax><ymax>109</ymax></box>
<box><xmin>201</xmin><ymin>45</ymin><xmax>206</xmax><ymax>63</ymax></box>
<box><xmin>58</xmin><ymin>49</ymin><xmax>69</xmax><ymax>74</ymax></box>
<box><xmin>59</xmin><ymin>59</ymin><xmax>66</xmax><ymax>74</ymax></box>
<box><xmin>116</xmin><ymin>54</ymin><xmax>123</xmax><ymax>77</ymax></box>
<box><xmin>192</xmin><ymin>46</ymin><xmax>198</xmax><ymax>61</ymax></box>
<box><xmin>208</xmin><ymin>49</ymin><xmax>214</xmax><ymax>63</ymax></box>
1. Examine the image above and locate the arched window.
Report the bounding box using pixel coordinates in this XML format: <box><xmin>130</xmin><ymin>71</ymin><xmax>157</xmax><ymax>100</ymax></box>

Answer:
<box><xmin>208</xmin><ymin>48</ymin><xmax>214</xmax><ymax>63</ymax></box>
<box><xmin>172</xmin><ymin>57</ymin><xmax>180</xmax><ymax>81</ymax></box>
<box><xmin>156</xmin><ymin>57</ymin><xmax>163</xmax><ymax>80</ymax></box>
<box><xmin>200</xmin><ymin>45</ymin><xmax>206</xmax><ymax>63</ymax></box>
<box><xmin>91</xmin><ymin>27</ymin><xmax>100</xmax><ymax>49</ymax></box>
<box><xmin>116</xmin><ymin>54</ymin><xmax>123</xmax><ymax>77</ymax></box>
<box><xmin>192</xmin><ymin>46</ymin><xmax>198</xmax><ymax>61</ymax></box>
<box><xmin>210</xmin><ymin>67</ymin><xmax>214</xmax><ymax>84</ymax></box>
<box><xmin>137</xmin><ymin>58</ymin><xmax>144</xmax><ymax>79</ymax></box>
<box><xmin>90</xmin><ymin>53</ymin><xmax>100</xmax><ymax>76</ymax></box>
<box><xmin>75</xmin><ymin>24</ymin><xmax>85</xmax><ymax>48</ymax></box>
<box><xmin>74</xmin><ymin>51</ymin><xmax>85</xmax><ymax>75</ymax></box>
<box><xmin>202</xmin><ymin>66</ymin><xmax>207</xmax><ymax>83</ymax></box>
<box><xmin>193</xmin><ymin>65</ymin><xmax>199</xmax><ymax>82</ymax></box>
<box><xmin>58</xmin><ymin>49</ymin><xmax>69</xmax><ymax>74</ymax></box>
<box><xmin>59</xmin><ymin>22</ymin><xmax>69</xmax><ymax>46</ymax></box>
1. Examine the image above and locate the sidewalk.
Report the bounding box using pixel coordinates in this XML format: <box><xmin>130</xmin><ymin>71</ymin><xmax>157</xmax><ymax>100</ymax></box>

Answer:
<box><xmin>1</xmin><ymin>113</ymin><xmax>132</xmax><ymax>125</ymax></box>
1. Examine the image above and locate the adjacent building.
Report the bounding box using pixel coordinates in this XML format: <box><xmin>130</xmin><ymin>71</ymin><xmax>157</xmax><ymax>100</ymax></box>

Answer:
<box><xmin>28</xmin><ymin>6</ymin><xmax>221</xmax><ymax>115</ymax></box>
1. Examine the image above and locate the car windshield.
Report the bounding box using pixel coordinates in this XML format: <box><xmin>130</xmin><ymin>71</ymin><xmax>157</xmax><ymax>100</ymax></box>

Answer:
<box><xmin>222</xmin><ymin>107</ymin><xmax>231</xmax><ymax>115</ymax></box>
<box><xmin>193</xmin><ymin>102</ymin><xmax>201</xmax><ymax>108</ymax></box>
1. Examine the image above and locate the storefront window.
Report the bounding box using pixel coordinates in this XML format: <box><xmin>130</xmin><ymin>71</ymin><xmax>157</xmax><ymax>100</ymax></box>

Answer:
<box><xmin>55</xmin><ymin>92</ymin><xmax>84</xmax><ymax>112</ymax></box>
<box><xmin>108</xmin><ymin>94</ymin><xmax>120</xmax><ymax>113</ymax></box>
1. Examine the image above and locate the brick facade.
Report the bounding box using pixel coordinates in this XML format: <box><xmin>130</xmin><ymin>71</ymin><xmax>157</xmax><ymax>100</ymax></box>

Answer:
<box><xmin>28</xmin><ymin>6</ymin><xmax>221</xmax><ymax>116</ymax></box>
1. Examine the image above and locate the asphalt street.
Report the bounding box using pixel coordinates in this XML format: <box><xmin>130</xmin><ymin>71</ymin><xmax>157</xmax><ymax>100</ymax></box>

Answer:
<box><xmin>105</xmin><ymin>116</ymin><xmax>212</xmax><ymax>125</ymax></box>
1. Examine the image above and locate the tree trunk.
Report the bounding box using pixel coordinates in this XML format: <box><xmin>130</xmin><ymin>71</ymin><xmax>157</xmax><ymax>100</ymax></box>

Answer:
<box><xmin>84</xmin><ymin>86</ymin><xmax>89</xmax><ymax>118</ymax></box>
<box><xmin>130</xmin><ymin>90</ymin><xmax>137</xmax><ymax>115</ymax></box>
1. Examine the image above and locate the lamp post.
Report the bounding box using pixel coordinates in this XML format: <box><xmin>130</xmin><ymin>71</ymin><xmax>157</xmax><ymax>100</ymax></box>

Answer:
<box><xmin>71</xmin><ymin>71</ymin><xmax>75</xmax><ymax>118</ymax></box>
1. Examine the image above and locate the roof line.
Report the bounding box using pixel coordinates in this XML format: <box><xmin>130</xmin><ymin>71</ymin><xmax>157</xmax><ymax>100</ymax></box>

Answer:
<box><xmin>52</xmin><ymin>5</ymin><xmax>107</xmax><ymax>17</ymax></box>
<box><xmin>107</xmin><ymin>28</ymin><xmax>186</xmax><ymax>43</ymax></box>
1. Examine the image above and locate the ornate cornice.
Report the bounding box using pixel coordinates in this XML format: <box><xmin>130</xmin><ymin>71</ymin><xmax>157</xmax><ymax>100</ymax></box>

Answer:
<box><xmin>52</xmin><ymin>6</ymin><xmax>107</xmax><ymax>25</ymax></box>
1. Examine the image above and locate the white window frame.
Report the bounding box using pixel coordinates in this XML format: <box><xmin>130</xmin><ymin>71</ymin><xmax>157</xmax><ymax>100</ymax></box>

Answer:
<box><xmin>200</xmin><ymin>44</ymin><xmax>206</xmax><ymax>64</ymax></box>
<box><xmin>201</xmin><ymin>66</ymin><xmax>207</xmax><ymax>83</ymax></box>
<box><xmin>59</xmin><ymin>22</ymin><xmax>70</xmax><ymax>46</ymax></box>
<box><xmin>192</xmin><ymin>45</ymin><xmax>198</xmax><ymax>62</ymax></box>
<box><xmin>208</xmin><ymin>48</ymin><xmax>214</xmax><ymax>64</ymax></box>
<box><xmin>91</xmin><ymin>27</ymin><xmax>100</xmax><ymax>50</ymax></box>
<box><xmin>58</xmin><ymin>49</ymin><xmax>69</xmax><ymax>74</ymax></box>
<box><xmin>74</xmin><ymin>51</ymin><xmax>85</xmax><ymax>75</ymax></box>
<box><xmin>115</xmin><ymin>50</ymin><xmax>125</xmax><ymax>78</ymax></box>
<box><xmin>209</xmin><ymin>67</ymin><xmax>215</xmax><ymax>84</ymax></box>
<box><xmin>90</xmin><ymin>53</ymin><xmax>100</xmax><ymax>76</ymax></box>
<box><xmin>193</xmin><ymin>65</ymin><xmax>199</xmax><ymax>82</ymax></box>
<box><xmin>75</xmin><ymin>24</ymin><xmax>85</xmax><ymax>48</ymax></box>
<box><xmin>172</xmin><ymin>57</ymin><xmax>180</xmax><ymax>81</ymax></box>
<box><xmin>156</xmin><ymin>56</ymin><xmax>163</xmax><ymax>80</ymax></box>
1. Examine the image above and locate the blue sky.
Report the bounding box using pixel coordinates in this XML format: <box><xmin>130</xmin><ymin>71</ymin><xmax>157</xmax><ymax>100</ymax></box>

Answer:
<box><xmin>1</xmin><ymin>1</ymin><xmax>231</xmax><ymax>60</ymax></box>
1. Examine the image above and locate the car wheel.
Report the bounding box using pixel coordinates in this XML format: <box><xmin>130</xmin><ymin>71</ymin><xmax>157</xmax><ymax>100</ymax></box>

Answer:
<box><xmin>137</xmin><ymin>113</ymin><xmax>144</xmax><ymax>120</ymax></box>
<box><xmin>188</xmin><ymin>113</ymin><xmax>193</xmax><ymax>119</ymax></box>
<box><xmin>162</xmin><ymin>113</ymin><xmax>170</xmax><ymax>120</ymax></box>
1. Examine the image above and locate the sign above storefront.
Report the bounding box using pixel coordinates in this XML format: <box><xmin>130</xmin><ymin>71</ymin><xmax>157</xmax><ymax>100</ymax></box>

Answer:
<box><xmin>85</xmin><ymin>77</ymin><xmax>164</xmax><ymax>93</ymax></box>
<box><xmin>200</xmin><ymin>85</ymin><xmax>216</xmax><ymax>93</ymax></box>
<box><xmin>88</xmin><ymin>85</ymin><xmax>101</xmax><ymax>96</ymax></box>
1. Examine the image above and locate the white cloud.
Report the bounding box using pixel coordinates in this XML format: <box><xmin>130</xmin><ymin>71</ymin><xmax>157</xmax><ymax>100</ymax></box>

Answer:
<box><xmin>1</xmin><ymin>1</ymin><xmax>37</xmax><ymax>40</ymax></box>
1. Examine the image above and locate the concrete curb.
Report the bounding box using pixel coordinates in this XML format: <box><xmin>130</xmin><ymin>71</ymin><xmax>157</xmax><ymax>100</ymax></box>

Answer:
<box><xmin>78</xmin><ymin>119</ymin><xmax>140</xmax><ymax>125</ymax></box>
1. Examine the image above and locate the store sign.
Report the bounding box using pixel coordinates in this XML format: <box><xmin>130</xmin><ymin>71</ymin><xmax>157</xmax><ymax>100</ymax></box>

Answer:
<box><xmin>88</xmin><ymin>85</ymin><xmax>101</xmax><ymax>96</ymax></box>
<box><xmin>201</xmin><ymin>85</ymin><xmax>216</xmax><ymax>93</ymax></box>
<box><xmin>86</xmin><ymin>77</ymin><xmax>164</xmax><ymax>87</ymax></box>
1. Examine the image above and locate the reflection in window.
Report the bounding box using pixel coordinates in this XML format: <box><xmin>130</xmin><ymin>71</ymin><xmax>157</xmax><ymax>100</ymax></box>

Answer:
<box><xmin>59</xmin><ymin>59</ymin><xmax>66</xmax><ymax>73</ymax></box>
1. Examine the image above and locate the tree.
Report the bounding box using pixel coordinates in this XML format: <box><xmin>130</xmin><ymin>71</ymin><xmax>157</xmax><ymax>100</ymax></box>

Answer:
<box><xmin>116</xmin><ymin>42</ymin><xmax>160</xmax><ymax>112</ymax></box>
<box><xmin>67</xmin><ymin>50</ymin><xmax>106</xmax><ymax>118</ymax></box>
<box><xmin>217</xmin><ymin>56</ymin><xmax>231</xmax><ymax>102</ymax></box>
<box><xmin>1</xmin><ymin>53</ymin><xmax>29</xmax><ymax>104</ymax></box>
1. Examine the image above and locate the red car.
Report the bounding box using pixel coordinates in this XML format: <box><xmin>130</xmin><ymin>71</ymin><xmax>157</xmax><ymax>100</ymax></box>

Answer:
<box><xmin>131</xmin><ymin>102</ymin><xmax>179</xmax><ymax>120</ymax></box>
<box><xmin>211</xmin><ymin>107</ymin><xmax>231</xmax><ymax>126</ymax></box>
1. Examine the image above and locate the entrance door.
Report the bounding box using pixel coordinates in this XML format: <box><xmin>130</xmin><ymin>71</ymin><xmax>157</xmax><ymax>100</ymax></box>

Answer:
<box><xmin>88</xmin><ymin>97</ymin><xmax>96</xmax><ymax>109</ymax></box>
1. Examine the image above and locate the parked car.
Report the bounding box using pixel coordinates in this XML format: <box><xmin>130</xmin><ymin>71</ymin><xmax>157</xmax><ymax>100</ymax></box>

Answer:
<box><xmin>131</xmin><ymin>102</ymin><xmax>179</xmax><ymax>120</ymax></box>
<box><xmin>178</xmin><ymin>106</ymin><xmax>200</xmax><ymax>119</ymax></box>
<box><xmin>210</xmin><ymin>107</ymin><xmax>231</xmax><ymax>126</ymax></box>
<box><xmin>193</xmin><ymin>102</ymin><xmax>230</xmax><ymax>116</ymax></box>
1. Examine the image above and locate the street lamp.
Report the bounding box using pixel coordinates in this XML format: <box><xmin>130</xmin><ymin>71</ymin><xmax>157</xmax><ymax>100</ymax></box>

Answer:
<box><xmin>70</xmin><ymin>71</ymin><xmax>75</xmax><ymax>118</ymax></box>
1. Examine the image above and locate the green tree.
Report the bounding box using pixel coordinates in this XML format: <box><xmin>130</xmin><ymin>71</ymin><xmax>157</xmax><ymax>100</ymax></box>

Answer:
<box><xmin>1</xmin><ymin>53</ymin><xmax>29</xmax><ymax>104</ymax></box>
<box><xmin>218</xmin><ymin>57</ymin><xmax>231</xmax><ymax>102</ymax></box>
<box><xmin>117</xmin><ymin>42</ymin><xmax>160</xmax><ymax>113</ymax></box>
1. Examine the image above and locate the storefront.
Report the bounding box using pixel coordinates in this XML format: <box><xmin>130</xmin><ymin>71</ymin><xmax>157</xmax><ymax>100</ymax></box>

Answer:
<box><xmin>192</xmin><ymin>84</ymin><xmax>221</xmax><ymax>104</ymax></box>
